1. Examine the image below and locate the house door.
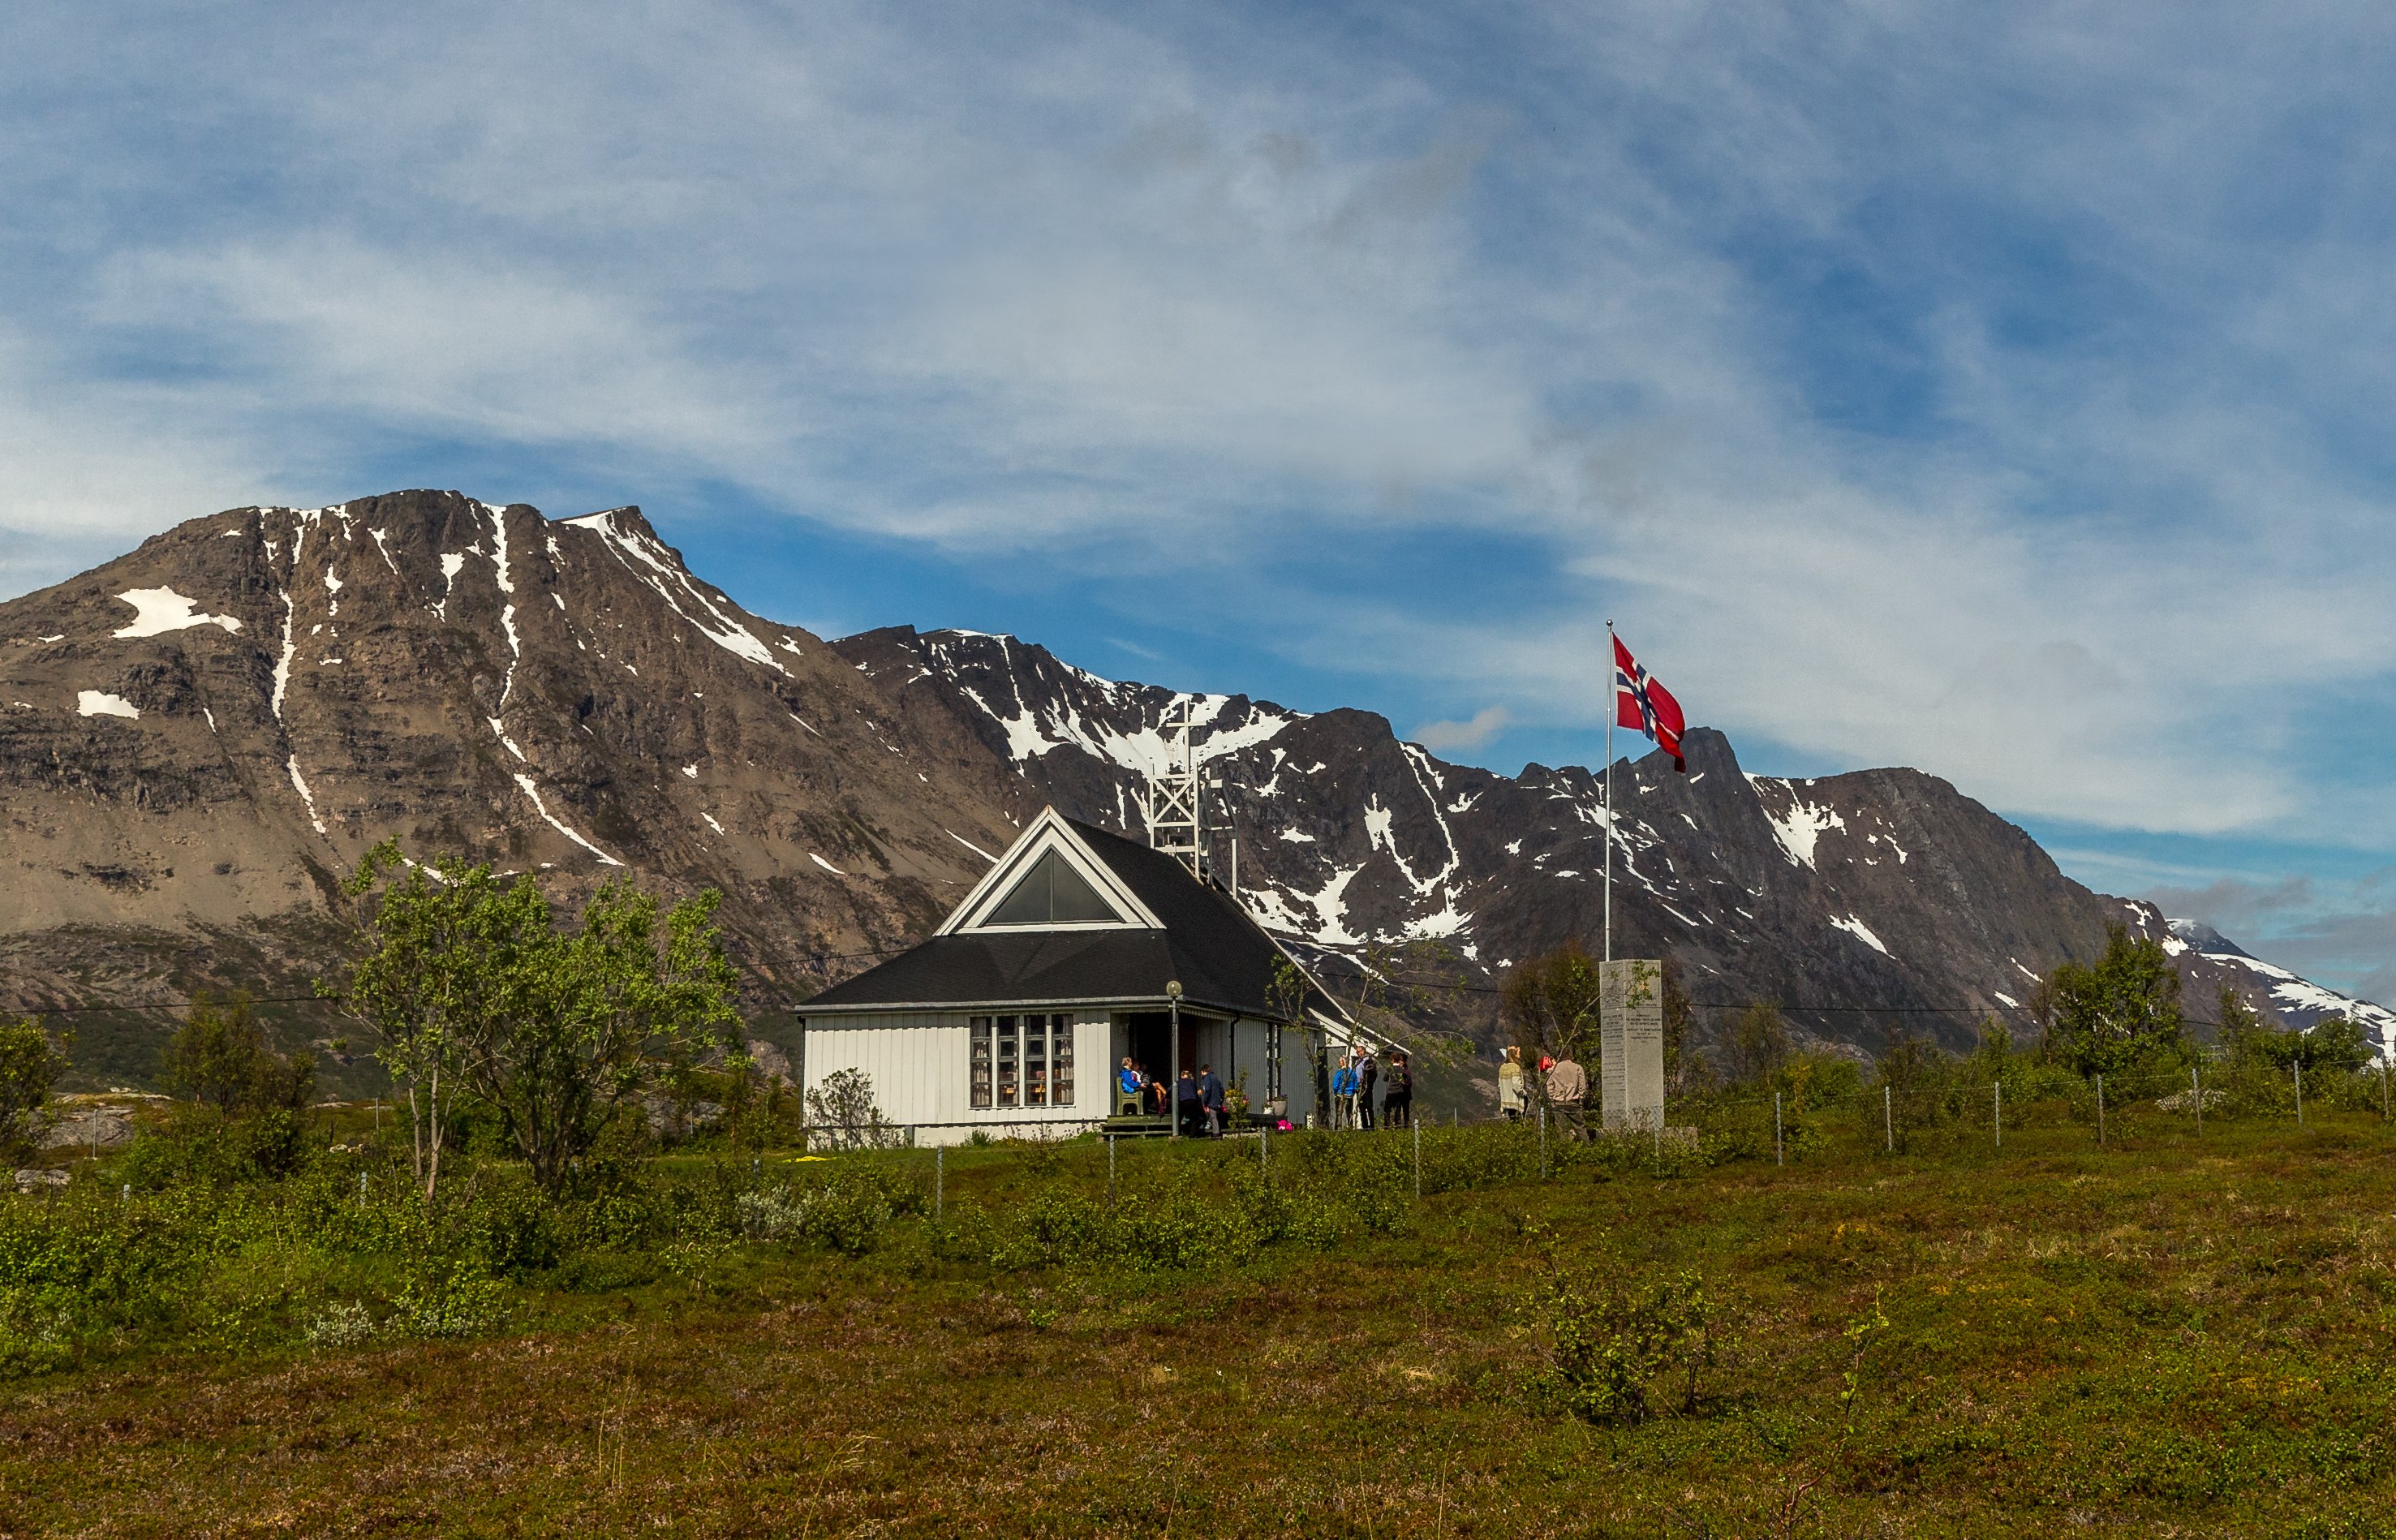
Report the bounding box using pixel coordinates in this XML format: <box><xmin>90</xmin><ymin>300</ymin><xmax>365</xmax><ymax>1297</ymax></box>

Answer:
<box><xmin>1125</xmin><ymin>1012</ymin><xmax>1168</xmax><ymax>1082</ymax></box>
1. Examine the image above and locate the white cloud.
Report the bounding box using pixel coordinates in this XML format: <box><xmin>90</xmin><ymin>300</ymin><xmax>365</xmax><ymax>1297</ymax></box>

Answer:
<box><xmin>1412</xmin><ymin>705</ymin><xmax>1512</xmax><ymax>753</ymax></box>
<box><xmin>6</xmin><ymin>0</ymin><xmax>2396</xmax><ymax>859</ymax></box>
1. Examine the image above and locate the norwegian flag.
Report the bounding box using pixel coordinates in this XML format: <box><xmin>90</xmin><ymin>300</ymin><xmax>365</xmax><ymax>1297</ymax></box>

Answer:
<box><xmin>1612</xmin><ymin>633</ymin><xmax>1688</xmax><ymax>773</ymax></box>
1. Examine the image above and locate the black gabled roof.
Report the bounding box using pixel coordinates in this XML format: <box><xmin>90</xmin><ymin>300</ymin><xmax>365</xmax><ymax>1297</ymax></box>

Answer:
<box><xmin>801</xmin><ymin>815</ymin><xmax>1334</xmax><ymax>1022</ymax></box>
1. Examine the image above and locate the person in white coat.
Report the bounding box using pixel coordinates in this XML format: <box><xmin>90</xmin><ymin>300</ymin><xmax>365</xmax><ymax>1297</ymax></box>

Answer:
<box><xmin>1497</xmin><ymin>1044</ymin><xmax>1525</xmax><ymax>1121</ymax></box>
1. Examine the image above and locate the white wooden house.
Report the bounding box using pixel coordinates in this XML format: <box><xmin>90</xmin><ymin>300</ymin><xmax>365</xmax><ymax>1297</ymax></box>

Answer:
<box><xmin>797</xmin><ymin>808</ymin><xmax>1346</xmax><ymax>1142</ymax></box>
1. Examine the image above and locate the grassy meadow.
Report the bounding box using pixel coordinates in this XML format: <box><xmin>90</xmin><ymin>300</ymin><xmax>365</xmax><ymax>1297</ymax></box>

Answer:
<box><xmin>1</xmin><ymin>1086</ymin><xmax>2394</xmax><ymax>1538</ymax></box>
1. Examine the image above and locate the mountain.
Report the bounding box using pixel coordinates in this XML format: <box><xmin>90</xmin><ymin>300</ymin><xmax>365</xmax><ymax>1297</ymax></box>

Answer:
<box><xmin>0</xmin><ymin>492</ymin><xmax>1035</xmax><ymax>1084</ymax></box>
<box><xmin>1</xmin><ymin>490</ymin><xmax>2383</xmax><ymax>1087</ymax></box>
<box><xmin>832</xmin><ymin>626</ymin><xmax>2396</xmax><ymax>1058</ymax></box>
<box><xmin>2162</xmin><ymin>919</ymin><xmax>2396</xmax><ymax>1044</ymax></box>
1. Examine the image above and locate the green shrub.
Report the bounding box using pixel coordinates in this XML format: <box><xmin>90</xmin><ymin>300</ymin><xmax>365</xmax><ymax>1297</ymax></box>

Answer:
<box><xmin>1537</xmin><ymin>1267</ymin><xmax>1719</xmax><ymax>1425</ymax></box>
<box><xmin>394</xmin><ymin>1257</ymin><xmax>505</xmax><ymax>1339</ymax></box>
<box><xmin>303</xmin><ymin>1301</ymin><xmax>376</xmax><ymax>1349</ymax></box>
<box><xmin>738</xmin><ymin>1166</ymin><xmax>922</xmax><ymax>1257</ymax></box>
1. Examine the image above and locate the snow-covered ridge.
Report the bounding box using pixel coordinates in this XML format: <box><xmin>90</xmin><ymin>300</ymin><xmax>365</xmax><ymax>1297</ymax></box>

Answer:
<box><xmin>914</xmin><ymin>629</ymin><xmax>1306</xmax><ymax>776</ymax></box>
<box><xmin>2166</xmin><ymin>917</ymin><xmax>2396</xmax><ymax>1052</ymax></box>
<box><xmin>564</xmin><ymin>508</ymin><xmax>787</xmax><ymax>676</ymax></box>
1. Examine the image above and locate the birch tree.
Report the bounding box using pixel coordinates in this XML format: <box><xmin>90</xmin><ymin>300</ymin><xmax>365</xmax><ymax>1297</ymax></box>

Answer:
<box><xmin>339</xmin><ymin>843</ymin><xmax>514</xmax><ymax>1201</ymax></box>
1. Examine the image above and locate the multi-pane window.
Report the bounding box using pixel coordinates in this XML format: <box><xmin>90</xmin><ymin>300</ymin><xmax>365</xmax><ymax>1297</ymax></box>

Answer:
<box><xmin>970</xmin><ymin>1018</ymin><xmax>994</xmax><ymax>1108</ymax></box>
<box><xmin>1051</xmin><ymin>1017</ymin><xmax>1074</xmax><ymax>1107</ymax></box>
<box><xmin>968</xmin><ymin>1014</ymin><xmax>1075</xmax><ymax>1109</ymax></box>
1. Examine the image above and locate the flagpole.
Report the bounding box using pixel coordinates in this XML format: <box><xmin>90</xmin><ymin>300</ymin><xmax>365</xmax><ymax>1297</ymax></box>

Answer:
<box><xmin>1604</xmin><ymin>618</ymin><xmax>1614</xmax><ymax>966</ymax></box>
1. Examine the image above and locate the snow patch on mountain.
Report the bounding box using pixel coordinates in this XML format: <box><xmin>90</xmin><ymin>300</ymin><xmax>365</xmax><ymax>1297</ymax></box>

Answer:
<box><xmin>1830</xmin><ymin>914</ymin><xmax>1891</xmax><ymax>956</ymax></box>
<box><xmin>1751</xmin><ymin>776</ymin><xmax>1846</xmax><ymax>868</ymax></box>
<box><xmin>113</xmin><ymin>587</ymin><xmax>243</xmax><ymax>639</ymax></box>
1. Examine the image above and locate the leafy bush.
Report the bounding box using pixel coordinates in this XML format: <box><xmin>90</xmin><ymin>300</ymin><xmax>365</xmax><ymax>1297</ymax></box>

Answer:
<box><xmin>0</xmin><ymin>1018</ymin><xmax>66</xmax><ymax>1162</ymax></box>
<box><xmin>738</xmin><ymin>1166</ymin><xmax>922</xmax><ymax>1256</ymax></box>
<box><xmin>303</xmin><ymin>1301</ymin><xmax>375</xmax><ymax>1349</ymax></box>
<box><xmin>394</xmin><ymin>1257</ymin><xmax>505</xmax><ymax>1339</ymax></box>
<box><xmin>1537</xmin><ymin>1267</ymin><xmax>1720</xmax><ymax>1425</ymax></box>
<box><xmin>120</xmin><ymin>1108</ymin><xmax>313</xmax><ymax>1188</ymax></box>
<box><xmin>156</xmin><ymin>993</ymin><xmax>313</xmax><ymax>1113</ymax></box>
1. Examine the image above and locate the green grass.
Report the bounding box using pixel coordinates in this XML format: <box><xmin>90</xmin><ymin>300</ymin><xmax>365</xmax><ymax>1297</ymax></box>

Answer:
<box><xmin>3</xmin><ymin>1102</ymin><xmax>2395</xmax><ymax>1536</ymax></box>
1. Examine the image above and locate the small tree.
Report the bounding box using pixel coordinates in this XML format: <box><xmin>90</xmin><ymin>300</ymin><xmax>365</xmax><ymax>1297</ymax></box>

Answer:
<box><xmin>0</xmin><ymin>1017</ymin><xmax>67</xmax><ymax>1157</ymax></box>
<box><xmin>1728</xmin><ymin>1002</ymin><xmax>1791</xmax><ymax>1085</ymax></box>
<box><xmin>2045</xmin><ymin>925</ymin><xmax>2185</xmax><ymax>1078</ymax></box>
<box><xmin>1268</xmin><ymin>954</ymin><xmax>1323</xmax><ymax>1116</ymax></box>
<box><xmin>1503</xmin><ymin>944</ymin><xmax>1605</xmax><ymax>1067</ymax></box>
<box><xmin>2213</xmin><ymin>983</ymin><xmax>2267</xmax><ymax>1058</ymax></box>
<box><xmin>1875</xmin><ymin>1028</ymin><xmax>1948</xmax><ymax>1150</ymax></box>
<box><xmin>456</xmin><ymin>877</ymin><xmax>741</xmax><ymax>1194</ymax></box>
<box><xmin>2229</xmin><ymin>1012</ymin><xmax>2373</xmax><ymax>1075</ymax></box>
<box><xmin>340</xmin><ymin>846</ymin><xmax>514</xmax><ymax>1201</ymax></box>
<box><xmin>157</xmin><ymin>992</ymin><xmax>312</xmax><ymax>1112</ymax></box>
<box><xmin>806</xmin><ymin>1068</ymin><xmax>896</xmax><ymax>1151</ymax></box>
<box><xmin>1661</xmin><ymin>957</ymin><xmax>1704</xmax><ymax>1091</ymax></box>
<box><xmin>341</xmin><ymin>842</ymin><xmax>740</xmax><ymax>1198</ymax></box>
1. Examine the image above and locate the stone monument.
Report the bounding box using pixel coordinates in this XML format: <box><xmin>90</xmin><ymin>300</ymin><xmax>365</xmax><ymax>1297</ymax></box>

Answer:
<box><xmin>1600</xmin><ymin>958</ymin><xmax>1665</xmax><ymax>1132</ymax></box>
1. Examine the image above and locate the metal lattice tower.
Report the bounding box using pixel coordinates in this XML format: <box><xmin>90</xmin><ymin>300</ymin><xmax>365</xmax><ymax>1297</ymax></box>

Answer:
<box><xmin>1142</xmin><ymin>701</ymin><xmax>1204</xmax><ymax>876</ymax></box>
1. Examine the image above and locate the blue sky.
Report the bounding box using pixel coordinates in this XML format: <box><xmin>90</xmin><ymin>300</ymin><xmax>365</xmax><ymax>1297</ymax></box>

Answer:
<box><xmin>6</xmin><ymin>2</ymin><xmax>2395</xmax><ymax>999</ymax></box>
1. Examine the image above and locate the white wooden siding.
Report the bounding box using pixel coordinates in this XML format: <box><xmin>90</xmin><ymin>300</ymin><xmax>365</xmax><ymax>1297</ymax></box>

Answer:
<box><xmin>803</xmin><ymin>1010</ymin><xmax>1108</xmax><ymax>1146</ymax></box>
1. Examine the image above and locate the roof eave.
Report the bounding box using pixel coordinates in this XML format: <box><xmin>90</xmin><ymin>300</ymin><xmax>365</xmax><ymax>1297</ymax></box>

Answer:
<box><xmin>800</xmin><ymin>994</ymin><xmax>1284</xmax><ymax>1020</ymax></box>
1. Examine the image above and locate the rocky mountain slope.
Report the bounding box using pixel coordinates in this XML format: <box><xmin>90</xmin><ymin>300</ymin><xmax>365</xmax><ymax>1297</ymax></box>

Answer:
<box><xmin>833</xmin><ymin>626</ymin><xmax>2396</xmax><ymax>1056</ymax></box>
<box><xmin>0</xmin><ymin>492</ymin><xmax>1037</xmax><ymax>1082</ymax></box>
<box><xmin>1</xmin><ymin>490</ymin><xmax>2382</xmax><ymax>1087</ymax></box>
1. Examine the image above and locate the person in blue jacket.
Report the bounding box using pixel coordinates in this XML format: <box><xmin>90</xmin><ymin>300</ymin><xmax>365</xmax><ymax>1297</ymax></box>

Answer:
<box><xmin>1198</xmin><ymin>1063</ymin><xmax>1227</xmax><ymax>1136</ymax></box>
<box><xmin>1116</xmin><ymin>1056</ymin><xmax>1142</xmax><ymax>1117</ymax></box>
<box><xmin>1331</xmin><ymin>1055</ymin><xmax>1358</xmax><ymax>1129</ymax></box>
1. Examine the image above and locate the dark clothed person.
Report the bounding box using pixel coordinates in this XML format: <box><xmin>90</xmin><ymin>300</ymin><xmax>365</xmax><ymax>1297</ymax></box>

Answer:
<box><xmin>1357</xmin><ymin>1056</ymin><xmax>1379</xmax><ymax>1131</ymax></box>
<box><xmin>1176</xmin><ymin>1069</ymin><xmax>1202</xmax><ymax>1138</ymax></box>
<box><xmin>1199</xmin><ymin>1069</ymin><xmax>1226</xmax><ymax>1136</ymax></box>
<box><xmin>1384</xmin><ymin>1057</ymin><xmax>1413</xmax><ymax>1129</ymax></box>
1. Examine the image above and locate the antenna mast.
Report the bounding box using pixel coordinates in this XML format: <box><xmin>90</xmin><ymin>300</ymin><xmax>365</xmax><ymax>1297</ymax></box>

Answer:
<box><xmin>1143</xmin><ymin>699</ymin><xmax>1205</xmax><ymax>877</ymax></box>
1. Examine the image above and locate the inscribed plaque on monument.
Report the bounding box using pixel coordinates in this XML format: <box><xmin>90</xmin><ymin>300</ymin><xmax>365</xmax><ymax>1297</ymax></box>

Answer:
<box><xmin>1600</xmin><ymin>959</ymin><xmax>1665</xmax><ymax>1131</ymax></box>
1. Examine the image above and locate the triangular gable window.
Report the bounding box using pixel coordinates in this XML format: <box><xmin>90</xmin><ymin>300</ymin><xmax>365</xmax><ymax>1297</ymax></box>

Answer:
<box><xmin>984</xmin><ymin>848</ymin><xmax>1125</xmax><ymax>926</ymax></box>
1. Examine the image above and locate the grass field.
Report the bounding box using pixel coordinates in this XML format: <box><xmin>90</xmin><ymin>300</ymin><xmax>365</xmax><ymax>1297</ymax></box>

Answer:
<box><xmin>4</xmin><ymin>1099</ymin><xmax>2395</xmax><ymax>1538</ymax></box>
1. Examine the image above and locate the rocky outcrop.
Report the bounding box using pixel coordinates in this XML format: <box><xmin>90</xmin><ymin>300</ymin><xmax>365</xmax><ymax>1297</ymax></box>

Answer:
<box><xmin>0</xmin><ymin>493</ymin><xmax>1034</xmax><ymax>1036</ymax></box>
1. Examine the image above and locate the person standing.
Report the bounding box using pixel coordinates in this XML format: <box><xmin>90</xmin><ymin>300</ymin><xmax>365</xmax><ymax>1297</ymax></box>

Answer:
<box><xmin>1357</xmin><ymin>1050</ymin><xmax>1379</xmax><ymax>1132</ymax></box>
<box><xmin>1497</xmin><ymin>1045</ymin><xmax>1525</xmax><ymax>1121</ymax></box>
<box><xmin>1383</xmin><ymin>1053</ymin><xmax>1413</xmax><ymax>1129</ymax></box>
<box><xmin>1199</xmin><ymin>1062</ymin><xmax>1227</xmax><ymax>1137</ymax></box>
<box><xmin>1176</xmin><ymin>1067</ymin><xmax>1202</xmax><ymax>1138</ymax></box>
<box><xmin>1331</xmin><ymin>1054</ymin><xmax>1357</xmax><ymax>1130</ymax></box>
<box><xmin>1546</xmin><ymin>1052</ymin><xmax>1588</xmax><ymax>1141</ymax></box>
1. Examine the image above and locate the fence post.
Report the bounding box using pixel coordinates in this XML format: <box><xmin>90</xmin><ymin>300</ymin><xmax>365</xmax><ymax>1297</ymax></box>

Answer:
<box><xmin>2097</xmin><ymin>1074</ymin><xmax>2105</xmax><ymax>1149</ymax></box>
<box><xmin>1108</xmin><ymin>1134</ymin><xmax>1116</xmax><ymax>1205</ymax></box>
<box><xmin>1413</xmin><ymin>1117</ymin><xmax>1422</xmax><ymax>1199</ymax></box>
<box><xmin>1774</xmin><ymin>1091</ymin><xmax>1783</xmax><ymax>1168</ymax></box>
<box><xmin>1883</xmin><ymin>1085</ymin><xmax>1893</xmax><ymax>1153</ymax></box>
<box><xmin>935</xmin><ymin>1145</ymin><xmax>944</xmax><ymax>1224</ymax></box>
<box><xmin>1260</xmin><ymin>1125</ymin><xmax>1269</xmax><ymax>1182</ymax></box>
<box><xmin>2193</xmin><ymin>1066</ymin><xmax>2203</xmax><ymax>1135</ymax></box>
<box><xmin>2384</xmin><ymin>1061</ymin><xmax>2390</xmax><ymax>1123</ymax></box>
<box><xmin>1538</xmin><ymin>1104</ymin><xmax>1548</xmax><ymax>1181</ymax></box>
<box><xmin>1994</xmin><ymin>1082</ymin><xmax>2002</xmax><ymax>1150</ymax></box>
<box><xmin>2295</xmin><ymin>1062</ymin><xmax>2304</xmax><ymax>1126</ymax></box>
